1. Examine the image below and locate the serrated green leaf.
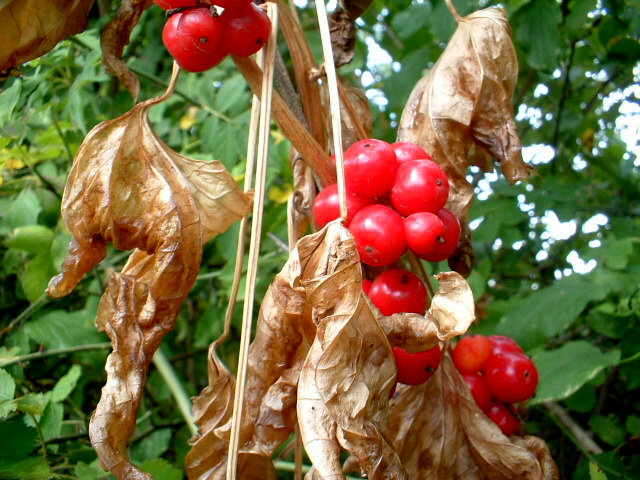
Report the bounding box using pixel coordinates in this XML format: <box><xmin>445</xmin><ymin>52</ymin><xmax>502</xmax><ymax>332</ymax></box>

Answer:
<box><xmin>19</xmin><ymin>252</ymin><xmax>56</xmax><ymax>303</ymax></box>
<box><xmin>0</xmin><ymin>420</ymin><xmax>37</xmax><ymax>460</ymax></box>
<box><xmin>0</xmin><ymin>81</ymin><xmax>22</xmax><ymax>128</ymax></box>
<box><xmin>0</xmin><ymin>369</ymin><xmax>15</xmax><ymax>403</ymax></box>
<box><xmin>51</xmin><ymin>365</ymin><xmax>82</xmax><ymax>403</ymax></box>
<box><xmin>131</xmin><ymin>428</ymin><xmax>172</xmax><ymax>463</ymax></box>
<box><xmin>5</xmin><ymin>226</ymin><xmax>54</xmax><ymax>254</ymax></box>
<box><xmin>513</xmin><ymin>0</ymin><xmax>562</xmax><ymax>70</ymax></box>
<box><xmin>0</xmin><ymin>457</ymin><xmax>52</xmax><ymax>480</ymax></box>
<box><xmin>6</xmin><ymin>190</ymin><xmax>42</xmax><ymax>229</ymax></box>
<box><xmin>496</xmin><ymin>274</ymin><xmax>612</xmax><ymax>349</ymax></box>
<box><xmin>140</xmin><ymin>458</ymin><xmax>182</xmax><ymax>480</ymax></box>
<box><xmin>15</xmin><ymin>393</ymin><xmax>46</xmax><ymax>416</ymax></box>
<box><xmin>530</xmin><ymin>341</ymin><xmax>620</xmax><ymax>405</ymax></box>
<box><xmin>39</xmin><ymin>401</ymin><xmax>63</xmax><ymax>442</ymax></box>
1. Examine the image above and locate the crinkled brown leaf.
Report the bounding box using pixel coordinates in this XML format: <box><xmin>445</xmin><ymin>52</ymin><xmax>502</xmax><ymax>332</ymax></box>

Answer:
<box><xmin>46</xmin><ymin>76</ymin><xmax>251</xmax><ymax>478</ymax></box>
<box><xmin>398</xmin><ymin>4</ymin><xmax>533</xmax><ymax>276</ymax></box>
<box><xmin>329</xmin><ymin>0</ymin><xmax>374</xmax><ymax>67</ymax></box>
<box><xmin>386</xmin><ymin>352</ymin><xmax>560</xmax><ymax>479</ymax></box>
<box><xmin>101</xmin><ymin>0</ymin><xmax>154</xmax><ymax>101</ymax></box>
<box><xmin>186</xmin><ymin>221</ymin><xmax>475</xmax><ymax>479</ymax></box>
<box><xmin>0</xmin><ymin>0</ymin><xmax>94</xmax><ymax>74</ymax></box>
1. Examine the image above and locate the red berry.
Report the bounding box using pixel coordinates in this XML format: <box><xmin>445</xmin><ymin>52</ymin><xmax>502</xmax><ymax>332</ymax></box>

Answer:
<box><xmin>210</xmin><ymin>0</ymin><xmax>252</xmax><ymax>8</ymax></box>
<box><xmin>485</xmin><ymin>402</ymin><xmax>520</xmax><ymax>436</ymax></box>
<box><xmin>462</xmin><ymin>373</ymin><xmax>493</xmax><ymax>411</ymax></box>
<box><xmin>219</xmin><ymin>3</ymin><xmax>271</xmax><ymax>57</ymax></box>
<box><xmin>391</xmin><ymin>141</ymin><xmax>433</xmax><ymax>165</ymax></box>
<box><xmin>390</xmin><ymin>159</ymin><xmax>449</xmax><ymax>216</ymax></box>
<box><xmin>343</xmin><ymin>139</ymin><xmax>399</xmax><ymax>198</ymax></box>
<box><xmin>403</xmin><ymin>211</ymin><xmax>444</xmax><ymax>257</ymax></box>
<box><xmin>487</xmin><ymin>335</ymin><xmax>525</xmax><ymax>355</ymax></box>
<box><xmin>312</xmin><ymin>183</ymin><xmax>373</xmax><ymax>228</ymax></box>
<box><xmin>349</xmin><ymin>205</ymin><xmax>407</xmax><ymax>266</ymax></box>
<box><xmin>419</xmin><ymin>208</ymin><xmax>461</xmax><ymax>263</ymax></box>
<box><xmin>162</xmin><ymin>8</ymin><xmax>228</xmax><ymax>72</ymax></box>
<box><xmin>154</xmin><ymin>0</ymin><xmax>197</xmax><ymax>10</ymax></box>
<box><xmin>453</xmin><ymin>334</ymin><xmax>492</xmax><ymax>374</ymax></box>
<box><xmin>483</xmin><ymin>352</ymin><xmax>539</xmax><ymax>403</ymax></box>
<box><xmin>362</xmin><ymin>278</ymin><xmax>373</xmax><ymax>296</ymax></box>
<box><xmin>393</xmin><ymin>345</ymin><xmax>442</xmax><ymax>385</ymax></box>
<box><xmin>368</xmin><ymin>269</ymin><xmax>428</xmax><ymax>316</ymax></box>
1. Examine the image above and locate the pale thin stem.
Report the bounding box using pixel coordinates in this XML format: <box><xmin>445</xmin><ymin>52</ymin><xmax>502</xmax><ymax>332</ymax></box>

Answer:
<box><xmin>294</xmin><ymin>425</ymin><xmax>303</xmax><ymax>480</ymax></box>
<box><xmin>226</xmin><ymin>5</ymin><xmax>279</xmax><ymax>479</ymax></box>
<box><xmin>0</xmin><ymin>294</ymin><xmax>49</xmax><ymax>337</ymax></box>
<box><xmin>543</xmin><ymin>401</ymin><xmax>602</xmax><ymax>455</ymax></box>
<box><xmin>152</xmin><ymin>347</ymin><xmax>197</xmax><ymax>436</ymax></box>
<box><xmin>0</xmin><ymin>343</ymin><xmax>112</xmax><ymax>368</ymax></box>
<box><xmin>315</xmin><ymin>0</ymin><xmax>348</xmax><ymax>221</ymax></box>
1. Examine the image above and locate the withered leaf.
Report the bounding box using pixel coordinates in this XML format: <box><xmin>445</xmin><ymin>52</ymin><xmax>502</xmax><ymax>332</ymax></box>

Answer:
<box><xmin>0</xmin><ymin>0</ymin><xmax>94</xmax><ymax>75</ymax></box>
<box><xmin>187</xmin><ymin>221</ymin><xmax>476</xmax><ymax>479</ymax></box>
<box><xmin>329</xmin><ymin>0</ymin><xmax>374</xmax><ymax>67</ymax></box>
<box><xmin>398</xmin><ymin>4</ymin><xmax>533</xmax><ymax>276</ymax></box>
<box><xmin>101</xmin><ymin>0</ymin><xmax>154</xmax><ymax>101</ymax></box>
<box><xmin>47</xmin><ymin>74</ymin><xmax>251</xmax><ymax>478</ymax></box>
<box><xmin>387</xmin><ymin>352</ymin><xmax>560</xmax><ymax>479</ymax></box>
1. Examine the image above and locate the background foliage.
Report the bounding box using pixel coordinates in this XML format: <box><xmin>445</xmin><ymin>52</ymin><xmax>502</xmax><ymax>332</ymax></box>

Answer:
<box><xmin>0</xmin><ymin>0</ymin><xmax>638</xmax><ymax>478</ymax></box>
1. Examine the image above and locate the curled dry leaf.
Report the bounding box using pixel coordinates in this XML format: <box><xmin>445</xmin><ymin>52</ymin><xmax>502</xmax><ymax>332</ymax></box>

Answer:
<box><xmin>46</xmin><ymin>71</ymin><xmax>251</xmax><ymax>478</ymax></box>
<box><xmin>329</xmin><ymin>0</ymin><xmax>374</xmax><ymax>67</ymax></box>
<box><xmin>398</xmin><ymin>3</ymin><xmax>533</xmax><ymax>276</ymax></box>
<box><xmin>101</xmin><ymin>0</ymin><xmax>154</xmax><ymax>101</ymax></box>
<box><xmin>385</xmin><ymin>352</ymin><xmax>560</xmax><ymax>479</ymax></box>
<box><xmin>186</xmin><ymin>221</ymin><xmax>475</xmax><ymax>479</ymax></box>
<box><xmin>0</xmin><ymin>0</ymin><xmax>94</xmax><ymax>74</ymax></box>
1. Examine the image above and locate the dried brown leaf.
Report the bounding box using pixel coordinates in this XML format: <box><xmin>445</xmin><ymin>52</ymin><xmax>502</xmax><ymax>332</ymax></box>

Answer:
<box><xmin>398</xmin><ymin>5</ymin><xmax>533</xmax><ymax>276</ymax></box>
<box><xmin>0</xmin><ymin>0</ymin><xmax>94</xmax><ymax>74</ymax></box>
<box><xmin>47</xmin><ymin>78</ymin><xmax>251</xmax><ymax>478</ymax></box>
<box><xmin>101</xmin><ymin>0</ymin><xmax>154</xmax><ymax>101</ymax></box>
<box><xmin>387</xmin><ymin>352</ymin><xmax>560</xmax><ymax>479</ymax></box>
<box><xmin>329</xmin><ymin>0</ymin><xmax>374</xmax><ymax>67</ymax></box>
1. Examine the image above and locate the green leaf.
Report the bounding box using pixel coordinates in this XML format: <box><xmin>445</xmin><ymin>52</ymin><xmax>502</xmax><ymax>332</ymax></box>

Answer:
<box><xmin>74</xmin><ymin>462</ymin><xmax>106</xmax><ymax>480</ymax></box>
<box><xmin>599</xmin><ymin>238</ymin><xmax>635</xmax><ymax>270</ymax></box>
<box><xmin>512</xmin><ymin>0</ymin><xmax>563</xmax><ymax>71</ymax></box>
<box><xmin>496</xmin><ymin>274</ymin><xmax>612</xmax><ymax>349</ymax></box>
<box><xmin>589</xmin><ymin>415</ymin><xmax>626</xmax><ymax>446</ymax></box>
<box><xmin>5</xmin><ymin>190</ymin><xmax>42</xmax><ymax>229</ymax></box>
<box><xmin>19</xmin><ymin>252</ymin><xmax>56</xmax><ymax>303</ymax></box>
<box><xmin>589</xmin><ymin>461</ymin><xmax>608</xmax><ymax>480</ymax></box>
<box><xmin>0</xmin><ymin>80</ymin><xmax>22</xmax><ymax>128</ymax></box>
<box><xmin>0</xmin><ymin>457</ymin><xmax>52</xmax><ymax>480</ymax></box>
<box><xmin>5</xmin><ymin>226</ymin><xmax>54</xmax><ymax>254</ymax></box>
<box><xmin>0</xmin><ymin>369</ymin><xmax>17</xmax><ymax>418</ymax></box>
<box><xmin>530</xmin><ymin>341</ymin><xmax>620</xmax><ymax>405</ymax></box>
<box><xmin>131</xmin><ymin>428</ymin><xmax>172</xmax><ymax>463</ymax></box>
<box><xmin>15</xmin><ymin>393</ymin><xmax>46</xmax><ymax>416</ymax></box>
<box><xmin>391</xmin><ymin>3</ymin><xmax>432</xmax><ymax>40</ymax></box>
<box><xmin>0</xmin><ymin>419</ymin><xmax>37</xmax><ymax>460</ymax></box>
<box><xmin>626</xmin><ymin>415</ymin><xmax>640</xmax><ymax>436</ymax></box>
<box><xmin>24</xmin><ymin>309</ymin><xmax>106</xmax><ymax>350</ymax></box>
<box><xmin>140</xmin><ymin>458</ymin><xmax>182</xmax><ymax>480</ymax></box>
<box><xmin>51</xmin><ymin>365</ymin><xmax>82</xmax><ymax>403</ymax></box>
<box><xmin>39</xmin><ymin>401</ymin><xmax>63</xmax><ymax>442</ymax></box>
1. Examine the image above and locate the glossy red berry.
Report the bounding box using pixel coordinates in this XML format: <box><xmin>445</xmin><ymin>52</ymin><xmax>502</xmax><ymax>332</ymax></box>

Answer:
<box><xmin>154</xmin><ymin>0</ymin><xmax>197</xmax><ymax>10</ymax></box>
<box><xmin>483</xmin><ymin>352</ymin><xmax>539</xmax><ymax>403</ymax></box>
<box><xmin>219</xmin><ymin>3</ymin><xmax>271</xmax><ymax>57</ymax></box>
<box><xmin>362</xmin><ymin>278</ymin><xmax>373</xmax><ymax>296</ymax></box>
<box><xmin>453</xmin><ymin>334</ymin><xmax>492</xmax><ymax>374</ymax></box>
<box><xmin>368</xmin><ymin>269</ymin><xmax>428</xmax><ymax>316</ymax></box>
<box><xmin>210</xmin><ymin>0</ymin><xmax>252</xmax><ymax>8</ymax></box>
<box><xmin>403</xmin><ymin>211</ymin><xmax>444</xmax><ymax>257</ymax></box>
<box><xmin>349</xmin><ymin>205</ymin><xmax>407</xmax><ymax>266</ymax></box>
<box><xmin>390</xmin><ymin>159</ymin><xmax>449</xmax><ymax>216</ymax></box>
<box><xmin>343</xmin><ymin>139</ymin><xmax>398</xmax><ymax>198</ymax></box>
<box><xmin>313</xmin><ymin>183</ymin><xmax>373</xmax><ymax>228</ymax></box>
<box><xmin>162</xmin><ymin>8</ymin><xmax>228</xmax><ymax>72</ymax></box>
<box><xmin>391</xmin><ymin>141</ymin><xmax>432</xmax><ymax>165</ymax></box>
<box><xmin>419</xmin><ymin>208</ymin><xmax>461</xmax><ymax>263</ymax></box>
<box><xmin>462</xmin><ymin>373</ymin><xmax>493</xmax><ymax>411</ymax></box>
<box><xmin>393</xmin><ymin>345</ymin><xmax>442</xmax><ymax>385</ymax></box>
<box><xmin>485</xmin><ymin>402</ymin><xmax>520</xmax><ymax>436</ymax></box>
<box><xmin>487</xmin><ymin>335</ymin><xmax>525</xmax><ymax>355</ymax></box>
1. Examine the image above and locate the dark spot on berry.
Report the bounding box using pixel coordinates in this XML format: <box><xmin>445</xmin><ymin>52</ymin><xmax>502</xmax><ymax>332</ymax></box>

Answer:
<box><xmin>401</xmin><ymin>274</ymin><xmax>408</xmax><ymax>284</ymax></box>
<box><xmin>426</xmin><ymin>366</ymin><xmax>435</xmax><ymax>373</ymax></box>
<box><xmin>437</xmin><ymin>236</ymin><xmax>445</xmax><ymax>244</ymax></box>
<box><xmin>366</xmin><ymin>246</ymin><xmax>374</xmax><ymax>252</ymax></box>
<box><xmin>436</xmin><ymin>178</ymin><xmax>442</xmax><ymax>186</ymax></box>
<box><xmin>199</xmin><ymin>37</ymin><xmax>208</xmax><ymax>45</ymax></box>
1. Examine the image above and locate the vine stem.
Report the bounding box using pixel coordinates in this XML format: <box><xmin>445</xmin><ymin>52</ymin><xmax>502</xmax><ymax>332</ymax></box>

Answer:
<box><xmin>0</xmin><ymin>343</ymin><xmax>112</xmax><ymax>368</ymax></box>
<box><xmin>152</xmin><ymin>347</ymin><xmax>197</xmax><ymax>436</ymax></box>
<box><xmin>0</xmin><ymin>293</ymin><xmax>49</xmax><ymax>337</ymax></box>
<box><xmin>226</xmin><ymin>4</ymin><xmax>279</xmax><ymax>479</ymax></box>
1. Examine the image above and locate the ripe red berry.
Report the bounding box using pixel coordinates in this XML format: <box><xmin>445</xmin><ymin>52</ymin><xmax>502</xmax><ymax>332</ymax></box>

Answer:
<box><xmin>485</xmin><ymin>402</ymin><xmax>520</xmax><ymax>436</ymax></box>
<box><xmin>483</xmin><ymin>352</ymin><xmax>539</xmax><ymax>404</ymax></box>
<box><xmin>403</xmin><ymin>211</ymin><xmax>444</xmax><ymax>257</ymax></box>
<box><xmin>154</xmin><ymin>0</ymin><xmax>197</xmax><ymax>10</ymax></box>
<box><xmin>312</xmin><ymin>183</ymin><xmax>373</xmax><ymax>228</ymax></box>
<box><xmin>487</xmin><ymin>335</ymin><xmax>525</xmax><ymax>355</ymax></box>
<box><xmin>362</xmin><ymin>278</ymin><xmax>372</xmax><ymax>296</ymax></box>
<box><xmin>343</xmin><ymin>139</ymin><xmax>398</xmax><ymax>198</ymax></box>
<box><xmin>391</xmin><ymin>141</ymin><xmax>433</xmax><ymax>165</ymax></box>
<box><xmin>453</xmin><ymin>334</ymin><xmax>492</xmax><ymax>374</ymax></box>
<box><xmin>393</xmin><ymin>345</ymin><xmax>442</xmax><ymax>385</ymax></box>
<box><xmin>219</xmin><ymin>3</ymin><xmax>271</xmax><ymax>57</ymax></box>
<box><xmin>162</xmin><ymin>8</ymin><xmax>228</xmax><ymax>72</ymax></box>
<box><xmin>462</xmin><ymin>373</ymin><xmax>493</xmax><ymax>411</ymax></box>
<box><xmin>210</xmin><ymin>0</ymin><xmax>252</xmax><ymax>8</ymax></box>
<box><xmin>368</xmin><ymin>269</ymin><xmax>428</xmax><ymax>316</ymax></box>
<box><xmin>390</xmin><ymin>159</ymin><xmax>449</xmax><ymax>216</ymax></box>
<box><xmin>419</xmin><ymin>208</ymin><xmax>461</xmax><ymax>263</ymax></box>
<box><xmin>349</xmin><ymin>205</ymin><xmax>407</xmax><ymax>266</ymax></box>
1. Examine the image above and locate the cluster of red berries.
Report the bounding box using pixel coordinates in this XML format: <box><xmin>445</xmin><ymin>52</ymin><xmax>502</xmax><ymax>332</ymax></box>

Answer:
<box><xmin>156</xmin><ymin>0</ymin><xmax>271</xmax><ymax>72</ymax></box>
<box><xmin>453</xmin><ymin>334</ymin><xmax>539</xmax><ymax>435</ymax></box>
<box><xmin>313</xmin><ymin>138</ymin><xmax>461</xmax><ymax>266</ymax></box>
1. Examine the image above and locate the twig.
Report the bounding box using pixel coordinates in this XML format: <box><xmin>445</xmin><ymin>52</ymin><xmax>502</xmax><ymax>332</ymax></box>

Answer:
<box><xmin>1</xmin><ymin>294</ymin><xmax>51</xmax><ymax>337</ymax></box>
<box><xmin>0</xmin><ymin>343</ymin><xmax>111</xmax><ymax>368</ymax></box>
<box><xmin>543</xmin><ymin>401</ymin><xmax>602</xmax><ymax>454</ymax></box>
